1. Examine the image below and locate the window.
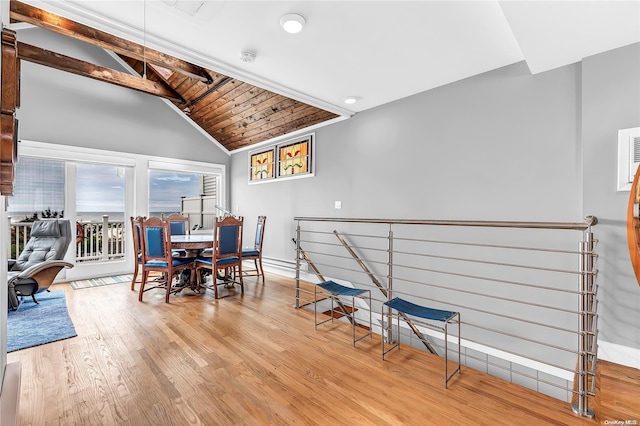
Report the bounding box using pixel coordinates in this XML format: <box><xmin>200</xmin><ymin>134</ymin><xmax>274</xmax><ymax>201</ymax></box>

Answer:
<box><xmin>76</xmin><ymin>163</ymin><xmax>125</xmax><ymax>221</ymax></box>
<box><xmin>148</xmin><ymin>166</ymin><xmax>221</xmax><ymax>230</ymax></box>
<box><xmin>8</xmin><ymin>157</ymin><xmax>65</xmax><ymax>221</ymax></box>
<box><xmin>148</xmin><ymin>170</ymin><xmax>201</xmax><ymax>216</ymax></box>
<box><xmin>248</xmin><ymin>133</ymin><xmax>314</xmax><ymax>184</ymax></box>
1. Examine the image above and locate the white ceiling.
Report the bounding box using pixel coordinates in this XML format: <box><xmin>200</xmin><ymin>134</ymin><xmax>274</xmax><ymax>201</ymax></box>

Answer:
<box><xmin>12</xmin><ymin>1</ymin><xmax>640</xmax><ymax>116</ymax></box>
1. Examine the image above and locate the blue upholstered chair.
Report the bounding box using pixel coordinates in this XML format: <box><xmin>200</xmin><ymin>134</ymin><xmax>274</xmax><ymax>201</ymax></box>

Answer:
<box><xmin>8</xmin><ymin>219</ymin><xmax>74</xmax><ymax>310</ymax></box>
<box><xmin>242</xmin><ymin>216</ymin><xmax>266</xmax><ymax>284</ymax></box>
<box><xmin>163</xmin><ymin>212</ymin><xmax>190</xmax><ymax>258</ymax></box>
<box><xmin>138</xmin><ymin>216</ymin><xmax>195</xmax><ymax>303</ymax></box>
<box><xmin>196</xmin><ymin>216</ymin><xmax>244</xmax><ymax>299</ymax></box>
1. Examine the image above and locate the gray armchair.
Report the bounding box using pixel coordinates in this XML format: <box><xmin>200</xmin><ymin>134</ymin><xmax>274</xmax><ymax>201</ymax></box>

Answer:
<box><xmin>8</xmin><ymin>219</ymin><xmax>74</xmax><ymax>310</ymax></box>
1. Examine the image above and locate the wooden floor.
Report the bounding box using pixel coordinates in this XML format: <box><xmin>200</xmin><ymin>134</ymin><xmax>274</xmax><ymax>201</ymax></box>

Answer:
<box><xmin>7</xmin><ymin>273</ymin><xmax>640</xmax><ymax>425</ymax></box>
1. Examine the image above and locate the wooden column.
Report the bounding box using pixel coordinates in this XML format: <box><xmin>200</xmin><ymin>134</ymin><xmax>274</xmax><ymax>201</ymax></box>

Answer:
<box><xmin>1</xmin><ymin>28</ymin><xmax>19</xmax><ymax>196</ymax></box>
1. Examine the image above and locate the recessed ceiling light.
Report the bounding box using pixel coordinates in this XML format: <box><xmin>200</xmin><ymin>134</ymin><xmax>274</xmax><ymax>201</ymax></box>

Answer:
<box><xmin>280</xmin><ymin>13</ymin><xmax>305</xmax><ymax>34</ymax></box>
<box><xmin>344</xmin><ymin>97</ymin><xmax>358</xmax><ymax>104</ymax></box>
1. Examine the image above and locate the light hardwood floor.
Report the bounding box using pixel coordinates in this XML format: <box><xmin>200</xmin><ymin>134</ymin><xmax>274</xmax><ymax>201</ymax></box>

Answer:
<box><xmin>7</xmin><ymin>273</ymin><xmax>640</xmax><ymax>425</ymax></box>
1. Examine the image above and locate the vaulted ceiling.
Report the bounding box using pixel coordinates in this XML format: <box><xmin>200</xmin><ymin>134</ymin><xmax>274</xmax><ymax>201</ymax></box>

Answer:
<box><xmin>5</xmin><ymin>1</ymin><xmax>640</xmax><ymax>153</ymax></box>
<box><xmin>7</xmin><ymin>0</ymin><xmax>340</xmax><ymax>153</ymax></box>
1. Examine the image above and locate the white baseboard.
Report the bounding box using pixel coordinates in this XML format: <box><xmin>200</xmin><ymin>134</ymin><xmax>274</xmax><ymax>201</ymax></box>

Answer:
<box><xmin>598</xmin><ymin>340</ymin><xmax>640</xmax><ymax>369</ymax></box>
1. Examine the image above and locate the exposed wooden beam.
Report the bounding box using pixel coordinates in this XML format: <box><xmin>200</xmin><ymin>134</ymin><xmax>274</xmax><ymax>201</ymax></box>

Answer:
<box><xmin>10</xmin><ymin>0</ymin><xmax>212</xmax><ymax>84</ymax></box>
<box><xmin>17</xmin><ymin>41</ymin><xmax>185</xmax><ymax>104</ymax></box>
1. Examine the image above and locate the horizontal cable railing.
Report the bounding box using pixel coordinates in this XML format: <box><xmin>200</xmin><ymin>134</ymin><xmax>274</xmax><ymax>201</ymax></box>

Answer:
<box><xmin>294</xmin><ymin>216</ymin><xmax>598</xmax><ymax>418</ymax></box>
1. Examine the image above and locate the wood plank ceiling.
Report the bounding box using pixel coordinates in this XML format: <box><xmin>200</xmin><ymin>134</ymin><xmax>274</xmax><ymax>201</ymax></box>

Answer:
<box><xmin>9</xmin><ymin>0</ymin><xmax>340</xmax><ymax>152</ymax></box>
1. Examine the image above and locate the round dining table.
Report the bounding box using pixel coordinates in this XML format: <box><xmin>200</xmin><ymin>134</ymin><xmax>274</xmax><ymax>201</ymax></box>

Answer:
<box><xmin>170</xmin><ymin>234</ymin><xmax>213</xmax><ymax>291</ymax></box>
<box><xmin>170</xmin><ymin>234</ymin><xmax>213</xmax><ymax>250</ymax></box>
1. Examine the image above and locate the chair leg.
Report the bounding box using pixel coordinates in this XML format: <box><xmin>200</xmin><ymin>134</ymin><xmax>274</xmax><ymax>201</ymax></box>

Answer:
<box><xmin>213</xmin><ymin>268</ymin><xmax>219</xmax><ymax>299</ymax></box>
<box><xmin>131</xmin><ymin>265</ymin><xmax>139</xmax><ymax>291</ymax></box>
<box><xmin>165</xmin><ymin>270</ymin><xmax>173</xmax><ymax>303</ymax></box>
<box><xmin>138</xmin><ymin>270</ymin><xmax>148</xmax><ymax>302</ymax></box>
<box><xmin>257</xmin><ymin>257</ymin><xmax>265</xmax><ymax>284</ymax></box>
<box><xmin>238</xmin><ymin>264</ymin><xmax>244</xmax><ymax>294</ymax></box>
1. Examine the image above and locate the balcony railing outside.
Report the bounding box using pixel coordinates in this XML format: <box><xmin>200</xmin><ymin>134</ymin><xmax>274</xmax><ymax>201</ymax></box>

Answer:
<box><xmin>294</xmin><ymin>216</ymin><xmax>598</xmax><ymax>418</ymax></box>
<box><xmin>9</xmin><ymin>216</ymin><xmax>126</xmax><ymax>262</ymax></box>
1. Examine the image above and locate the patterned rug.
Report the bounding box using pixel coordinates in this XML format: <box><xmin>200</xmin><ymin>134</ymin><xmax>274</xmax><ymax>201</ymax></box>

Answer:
<box><xmin>70</xmin><ymin>274</ymin><xmax>133</xmax><ymax>290</ymax></box>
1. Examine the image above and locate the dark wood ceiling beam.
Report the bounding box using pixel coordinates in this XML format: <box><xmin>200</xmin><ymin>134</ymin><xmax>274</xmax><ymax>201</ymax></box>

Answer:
<box><xmin>10</xmin><ymin>0</ymin><xmax>212</xmax><ymax>84</ymax></box>
<box><xmin>17</xmin><ymin>41</ymin><xmax>185</xmax><ymax>104</ymax></box>
<box><xmin>118</xmin><ymin>55</ymin><xmax>185</xmax><ymax>103</ymax></box>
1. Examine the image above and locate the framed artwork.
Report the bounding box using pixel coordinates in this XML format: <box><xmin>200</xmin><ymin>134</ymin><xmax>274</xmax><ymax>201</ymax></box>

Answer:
<box><xmin>278</xmin><ymin>137</ymin><xmax>310</xmax><ymax>177</ymax></box>
<box><xmin>248</xmin><ymin>134</ymin><xmax>314</xmax><ymax>184</ymax></box>
<box><xmin>249</xmin><ymin>148</ymin><xmax>275</xmax><ymax>182</ymax></box>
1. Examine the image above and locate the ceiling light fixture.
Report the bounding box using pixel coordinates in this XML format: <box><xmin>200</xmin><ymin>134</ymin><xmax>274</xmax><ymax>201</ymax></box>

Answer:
<box><xmin>280</xmin><ymin>13</ymin><xmax>305</xmax><ymax>34</ymax></box>
<box><xmin>344</xmin><ymin>96</ymin><xmax>358</xmax><ymax>104</ymax></box>
<box><xmin>239</xmin><ymin>51</ymin><xmax>256</xmax><ymax>63</ymax></box>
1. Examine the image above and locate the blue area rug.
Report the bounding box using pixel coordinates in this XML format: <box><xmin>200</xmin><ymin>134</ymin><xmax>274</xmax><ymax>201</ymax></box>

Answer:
<box><xmin>7</xmin><ymin>290</ymin><xmax>77</xmax><ymax>352</ymax></box>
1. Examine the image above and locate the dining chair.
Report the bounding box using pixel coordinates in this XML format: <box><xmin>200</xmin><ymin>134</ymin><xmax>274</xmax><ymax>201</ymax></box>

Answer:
<box><xmin>164</xmin><ymin>212</ymin><xmax>190</xmax><ymax>236</ymax></box>
<box><xmin>129</xmin><ymin>216</ymin><xmax>145</xmax><ymax>291</ymax></box>
<box><xmin>139</xmin><ymin>216</ymin><xmax>195</xmax><ymax>303</ymax></box>
<box><xmin>242</xmin><ymin>215</ymin><xmax>266</xmax><ymax>284</ymax></box>
<box><xmin>195</xmin><ymin>216</ymin><xmax>244</xmax><ymax>299</ymax></box>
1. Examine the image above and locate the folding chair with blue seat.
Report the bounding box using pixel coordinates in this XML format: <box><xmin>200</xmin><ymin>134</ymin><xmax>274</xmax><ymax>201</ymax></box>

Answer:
<box><xmin>382</xmin><ymin>297</ymin><xmax>461</xmax><ymax>388</ymax></box>
<box><xmin>314</xmin><ymin>280</ymin><xmax>372</xmax><ymax>347</ymax></box>
<box><xmin>138</xmin><ymin>216</ymin><xmax>195</xmax><ymax>303</ymax></box>
<box><xmin>195</xmin><ymin>216</ymin><xmax>244</xmax><ymax>299</ymax></box>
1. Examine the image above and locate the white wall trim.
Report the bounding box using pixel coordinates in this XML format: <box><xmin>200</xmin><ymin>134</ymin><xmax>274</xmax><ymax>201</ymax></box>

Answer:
<box><xmin>598</xmin><ymin>340</ymin><xmax>640</xmax><ymax>369</ymax></box>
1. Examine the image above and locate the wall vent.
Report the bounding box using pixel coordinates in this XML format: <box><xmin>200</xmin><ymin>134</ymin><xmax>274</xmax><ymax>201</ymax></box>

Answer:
<box><xmin>629</xmin><ymin>130</ymin><xmax>640</xmax><ymax>182</ymax></box>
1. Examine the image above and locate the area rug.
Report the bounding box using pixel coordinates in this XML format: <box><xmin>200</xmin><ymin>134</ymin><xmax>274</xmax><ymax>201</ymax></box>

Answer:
<box><xmin>7</xmin><ymin>291</ymin><xmax>77</xmax><ymax>352</ymax></box>
<box><xmin>70</xmin><ymin>274</ymin><xmax>133</xmax><ymax>290</ymax></box>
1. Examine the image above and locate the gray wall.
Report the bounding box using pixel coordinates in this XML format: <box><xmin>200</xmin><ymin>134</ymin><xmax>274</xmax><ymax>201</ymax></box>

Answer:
<box><xmin>16</xmin><ymin>28</ymin><xmax>229</xmax><ymax>165</ymax></box>
<box><xmin>231</xmin><ymin>46</ymin><xmax>640</xmax><ymax>355</ymax></box>
<box><xmin>231</xmin><ymin>59</ymin><xmax>582</xmax><ymax>268</ymax></box>
<box><xmin>582</xmin><ymin>43</ymin><xmax>640</xmax><ymax>350</ymax></box>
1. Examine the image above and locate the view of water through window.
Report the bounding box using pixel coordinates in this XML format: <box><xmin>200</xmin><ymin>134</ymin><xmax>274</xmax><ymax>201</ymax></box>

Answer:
<box><xmin>8</xmin><ymin>159</ymin><xmax>204</xmax><ymax>223</ymax></box>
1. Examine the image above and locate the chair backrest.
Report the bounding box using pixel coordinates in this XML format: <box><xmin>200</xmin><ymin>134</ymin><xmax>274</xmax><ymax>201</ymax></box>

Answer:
<box><xmin>140</xmin><ymin>216</ymin><xmax>171</xmax><ymax>263</ymax></box>
<box><xmin>164</xmin><ymin>213</ymin><xmax>190</xmax><ymax>236</ymax></box>
<box><xmin>253</xmin><ymin>216</ymin><xmax>267</xmax><ymax>250</ymax></box>
<box><xmin>214</xmin><ymin>216</ymin><xmax>243</xmax><ymax>259</ymax></box>
<box><xmin>12</xmin><ymin>219</ymin><xmax>72</xmax><ymax>271</ymax></box>
<box><xmin>130</xmin><ymin>216</ymin><xmax>144</xmax><ymax>258</ymax></box>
